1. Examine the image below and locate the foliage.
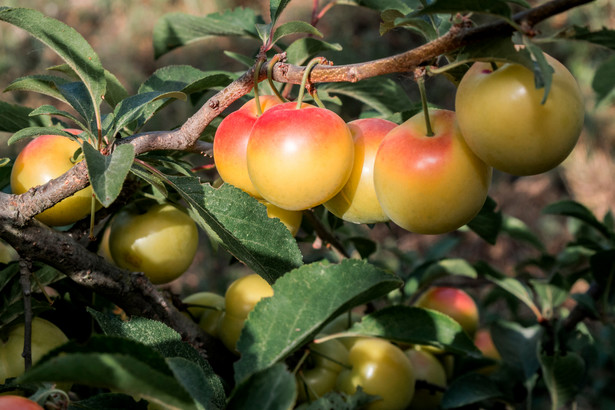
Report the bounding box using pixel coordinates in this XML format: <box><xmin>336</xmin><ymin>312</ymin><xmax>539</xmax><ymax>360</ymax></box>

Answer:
<box><xmin>1</xmin><ymin>0</ymin><xmax>615</xmax><ymax>409</ymax></box>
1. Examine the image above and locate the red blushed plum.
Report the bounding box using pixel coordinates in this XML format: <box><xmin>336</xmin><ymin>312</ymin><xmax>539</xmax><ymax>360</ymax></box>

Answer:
<box><xmin>213</xmin><ymin>95</ymin><xmax>282</xmax><ymax>197</ymax></box>
<box><xmin>373</xmin><ymin>109</ymin><xmax>492</xmax><ymax>235</ymax></box>
<box><xmin>246</xmin><ymin>102</ymin><xmax>354</xmax><ymax>211</ymax></box>
<box><xmin>415</xmin><ymin>287</ymin><xmax>479</xmax><ymax>337</ymax></box>
<box><xmin>10</xmin><ymin>129</ymin><xmax>98</xmax><ymax>226</ymax></box>
<box><xmin>455</xmin><ymin>52</ymin><xmax>584</xmax><ymax>176</ymax></box>
<box><xmin>324</xmin><ymin>118</ymin><xmax>397</xmax><ymax>224</ymax></box>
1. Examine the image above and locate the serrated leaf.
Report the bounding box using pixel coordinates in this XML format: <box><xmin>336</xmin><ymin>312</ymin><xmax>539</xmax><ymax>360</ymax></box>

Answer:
<box><xmin>302</xmin><ymin>387</ymin><xmax>377</xmax><ymax>410</ymax></box>
<box><xmin>20</xmin><ymin>336</ymin><xmax>198</xmax><ymax>410</ymax></box>
<box><xmin>234</xmin><ymin>259</ymin><xmax>402</xmax><ymax>383</ymax></box>
<box><xmin>153</xmin><ymin>9</ymin><xmax>264</xmax><ymax>59</ymax></box>
<box><xmin>0</xmin><ymin>101</ymin><xmax>54</xmax><ymax>133</ymax></box>
<box><xmin>165</xmin><ymin>177</ymin><xmax>303</xmax><ymax>283</ymax></box>
<box><xmin>453</xmin><ymin>36</ymin><xmax>534</xmax><ymax>71</ymax></box>
<box><xmin>467</xmin><ymin>196</ymin><xmax>502</xmax><ymax>245</ymax></box>
<box><xmin>416</xmin><ymin>0</ymin><xmax>512</xmax><ymax>18</ymax></box>
<box><xmin>167</xmin><ymin>357</ymin><xmax>223</xmax><ymax>410</ymax></box>
<box><xmin>111</xmin><ymin>91</ymin><xmax>185</xmax><ymax>136</ymax></box>
<box><xmin>543</xmin><ymin>200</ymin><xmax>611</xmax><ymax>238</ymax></box>
<box><xmin>29</xmin><ymin>104</ymin><xmax>86</xmax><ymax>129</ymax></box>
<box><xmin>319</xmin><ymin>77</ymin><xmax>412</xmax><ymax>116</ymax></box>
<box><xmin>270</xmin><ymin>0</ymin><xmax>292</xmax><ymax>25</ymax></box>
<box><xmin>0</xmin><ymin>7</ymin><xmax>105</xmax><ymax>128</ymax></box>
<box><xmin>227</xmin><ymin>363</ymin><xmax>296</xmax><ymax>410</ymax></box>
<box><xmin>592</xmin><ymin>54</ymin><xmax>615</xmax><ymax>104</ymax></box>
<box><xmin>271</xmin><ymin>21</ymin><xmax>322</xmax><ymax>47</ymax></box>
<box><xmin>540</xmin><ymin>352</ymin><xmax>585</xmax><ymax>409</ymax></box>
<box><xmin>7</xmin><ymin>127</ymin><xmax>79</xmax><ymax>145</ymax></box>
<box><xmin>285</xmin><ymin>38</ymin><xmax>343</xmax><ymax>65</ymax></box>
<box><xmin>57</xmin><ymin>81</ymin><xmax>97</xmax><ymax>129</ymax></box>
<box><xmin>501</xmin><ymin>215</ymin><xmax>545</xmax><ymax>251</ymax></box>
<box><xmin>441</xmin><ymin>373</ymin><xmax>503</xmax><ymax>409</ymax></box>
<box><xmin>139</xmin><ymin>66</ymin><xmax>233</xmax><ymax>95</ymax></box>
<box><xmin>89</xmin><ymin>310</ymin><xmax>226</xmax><ymax>409</ymax></box>
<box><xmin>82</xmin><ymin>143</ymin><xmax>135</xmax><ymax>207</ymax></box>
<box><xmin>345</xmin><ymin>305</ymin><xmax>480</xmax><ymax>355</ymax></box>
<box><xmin>4</xmin><ymin>74</ymin><xmax>70</xmax><ymax>102</ymax></box>
<box><xmin>490</xmin><ymin>321</ymin><xmax>541</xmax><ymax>380</ymax></box>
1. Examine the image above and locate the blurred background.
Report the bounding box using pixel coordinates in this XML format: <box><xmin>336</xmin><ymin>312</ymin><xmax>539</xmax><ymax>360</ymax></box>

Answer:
<box><xmin>0</xmin><ymin>0</ymin><xmax>613</xmax><ymax>299</ymax></box>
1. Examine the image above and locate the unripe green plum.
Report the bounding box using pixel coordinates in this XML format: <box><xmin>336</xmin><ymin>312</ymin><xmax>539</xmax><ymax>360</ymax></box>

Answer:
<box><xmin>373</xmin><ymin>110</ymin><xmax>492</xmax><ymax>234</ymax></box>
<box><xmin>325</xmin><ymin>118</ymin><xmax>397</xmax><ymax>224</ymax></box>
<box><xmin>455</xmin><ymin>52</ymin><xmax>584</xmax><ymax>175</ymax></box>
<box><xmin>182</xmin><ymin>292</ymin><xmax>225</xmax><ymax>337</ymax></box>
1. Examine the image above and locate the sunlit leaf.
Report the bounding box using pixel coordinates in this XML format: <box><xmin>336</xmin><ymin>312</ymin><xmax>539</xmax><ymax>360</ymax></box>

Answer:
<box><xmin>83</xmin><ymin>142</ymin><xmax>135</xmax><ymax>207</ymax></box>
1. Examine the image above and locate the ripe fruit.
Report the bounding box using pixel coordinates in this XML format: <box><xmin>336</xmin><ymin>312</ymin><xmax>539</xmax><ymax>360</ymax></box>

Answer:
<box><xmin>414</xmin><ymin>287</ymin><xmax>479</xmax><ymax>337</ymax></box>
<box><xmin>0</xmin><ymin>317</ymin><xmax>69</xmax><ymax>384</ymax></box>
<box><xmin>10</xmin><ymin>129</ymin><xmax>97</xmax><ymax>226</ymax></box>
<box><xmin>246</xmin><ymin>102</ymin><xmax>354</xmax><ymax>210</ymax></box>
<box><xmin>324</xmin><ymin>118</ymin><xmax>397</xmax><ymax>224</ymax></box>
<box><xmin>182</xmin><ymin>292</ymin><xmax>225</xmax><ymax>337</ymax></box>
<box><xmin>373</xmin><ymin>109</ymin><xmax>492</xmax><ymax>234</ymax></box>
<box><xmin>455</xmin><ymin>52</ymin><xmax>584</xmax><ymax>175</ymax></box>
<box><xmin>108</xmin><ymin>202</ymin><xmax>198</xmax><ymax>284</ymax></box>
<box><xmin>405</xmin><ymin>347</ymin><xmax>447</xmax><ymax>410</ymax></box>
<box><xmin>213</xmin><ymin>95</ymin><xmax>282</xmax><ymax>197</ymax></box>
<box><xmin>218</xmin><ymin>274</ymin><xmax>273</xmax><ymax>353</ymax></box>
<box><xmin>474</xmin><ymin>328</ymin><xmax>501</xmax><ymax>374</ymax></box>
<box><xmin>296</xmin><ymin>366</ymin><xmax>339</xmax><ymax>403</ymax></box>
<box><xmin>261</xmin><ymin>201</ymin><xmax>303</xmax><ymax>236</ymax></box>
<box><xmin>336</xmin><ymin>337</ymin><xmax>415</xmax><ymax>410</ymax></box>
<box><xmin>0</xmin><ymin>396</ymin><xmax>44</xmax><ymax>409</ymax></box>
<box><xmin>296</xmin><ymin>339</ymin><xmax>350</xmax><ymax>402</ymax></box>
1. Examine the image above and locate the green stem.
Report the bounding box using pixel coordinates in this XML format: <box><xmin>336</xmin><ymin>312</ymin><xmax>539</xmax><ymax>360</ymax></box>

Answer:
<box><xmin>267</xmin><ymin>55</ymin><xmax>287</xmax><ymax>103</ymax></box>
<box><xmin>417</xmin><ymin>76</ymin><xmax>434</xmax><ymax>136</ymax></box>
<box><xmin>490</xmin><ymin>61</ymin><xmax>499</xmax><ymax>71</ymax></box>
<box><xmin>296</xmin><ymin>57</ymin><xmax>325</xmax><ymax>109</ymax></box>
<box><xmin>253</xmin><ymin>58</ymin><xmax>266</xmax><ymax>116</ymax></box>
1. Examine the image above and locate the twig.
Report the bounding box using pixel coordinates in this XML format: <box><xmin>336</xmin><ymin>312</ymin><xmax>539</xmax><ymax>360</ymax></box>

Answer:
<box><xmin>19</xmin><ymin>258</ymin><xmax>33</xmax><ymax>371</ymax></box>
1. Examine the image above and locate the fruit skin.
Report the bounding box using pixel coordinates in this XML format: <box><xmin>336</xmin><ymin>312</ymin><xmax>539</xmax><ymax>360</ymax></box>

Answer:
<box><xmin>218</xmin><ymin>274</ymin><xmax>274</xmax><ymax>353</ymax></box>
<box><xmin>213</xmin><ymin>95</ymin><xmax>282</xmax><ymax>197</ymax></box>
<box><xmin>10</xmin><ymin>129</ymin><xmax>97</xmax><ymax>226</ymax></box>
<box><xmin>0</xmin><ymin>395</ymin><xmax>44</xmax><ymax>409</ymax></box>
<box><xmin>261</xmin><ymin>201</ymin><xmax>303</xmax><ymax>236</ymax></box>
<box><xmin>0</xmin><ymin>317</ymin><xmax>69</xmax><ymax>384</ymax></box>
<box><xmin>0</xmin><ymin>240</ymin><xmax>18</xmax><ymax>264</ymax></box>
<box><xmin>296</xmin><ymin>366</ymin><xmax>339</xmax><ymax>403</ymax></box>
<box><xmin>108</xmin><ymin>202</ymin><xmax>199</xmax><ymax>285</ymax></box>
<box><xmin>474</xmin><ymin>328</ymin><xmax>501</xmax><ymax>374</ymax></box>
<box><xmin>246</xmin><ymin>102</ymin><xmax>355</xmax><ymax>211</ymax></box>
<box><xmin>455</xmin><ymin>53</ymin><xmax>584</xmax><ymax>176</ymax></box>
<box><xmin>182</xmin><ymin>292</ymin><xmax>225</xmax><ymax>337</ymax></box>
<box><xmin>415</xmin><ymin>287</ymin><xmax>479</xmax><ymax>337</ymax></box>
<box><xmin>373</xmin><ymin>109</ymin><xmax>492</xmax><ymax>235</ymax></box>
<box><xmin>296</xmin><ymin>339</ymin><xmax>350</xmax><ymax>402</ymax></box>
<box><xmin>336</xmin><ymin>337</ymin><xmax>415</xmax><ymax>410</ymax></box>
<box><xmin>405</xmin><ymin>348</ymin><xmax>447</xmax><ymax>410</ymax></box>
<box><xmin>324</xmin><ymin>118</ymin><xmax>397</xmax><ymax>224</ymax></box>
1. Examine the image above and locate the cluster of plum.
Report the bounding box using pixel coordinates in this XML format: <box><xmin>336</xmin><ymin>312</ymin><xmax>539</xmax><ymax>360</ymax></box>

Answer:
<box><xmin>215</xmin><ymin>51</ymin><xmax>584</xmax><ymax>235</ymax></box>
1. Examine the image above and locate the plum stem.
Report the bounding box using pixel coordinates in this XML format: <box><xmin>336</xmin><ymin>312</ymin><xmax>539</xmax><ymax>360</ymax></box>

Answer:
<box><xmin>253</xmin><ymin>57</ymin><xmax>266</xmax><ymax>116</ymax></box>
<box><xmin>417</xmin><ymin>76</ymin><xmax>434</xmax><ymax>136</ymax></box>
<box><xmin>297</xmin><ymin>57</ymin><xmax>326</xmax><ymax>109</ymax></box>
<box><xmin>267</xmin><ymin>54</ymin><xmax>288</xmax><ymax>103</ymax></box>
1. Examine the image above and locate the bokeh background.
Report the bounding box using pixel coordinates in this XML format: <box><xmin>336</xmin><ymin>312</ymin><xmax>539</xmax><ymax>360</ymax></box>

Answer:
<box><xmin>0</xmin><ymin>0</ymin><xmax>613</xmax><ymax>301</ymax></box>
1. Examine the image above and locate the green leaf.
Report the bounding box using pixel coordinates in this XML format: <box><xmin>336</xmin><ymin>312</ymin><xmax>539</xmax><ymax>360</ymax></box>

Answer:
<box><xmin>476</xmin><ymin>262</ymin><xmax>540</xmax><ymax>317</ymax></box>
<box><xmin>501</xmin><ymin>215</ymin><xmax>545</xmax><ymax>251</ymax></box>
<box><xmin>153</xmin><ymin>9</ymin><xmax>264</xmax><ymax>59</ymax></box>
<box><xmin>441</xmin><ymin>373</ymin><xmax>503</xmax><ymax>409</ymax></box>
<box><xmin>270</xmin><ymin>0</ymin><xmax>292</xmax><ymax>25</ymax></box>
<box><xmin>4</xmin><ymin>75</ymin><xmax>70</xmax><ymax>103</ymax></box>
<box><xmin>0</xmin><ymin>101</ymin><xmax>54</xmax><ymax>133</ymax></box>
<box><xmin>227</xmin><ymin>363</ymin><xmax>296</xmax><ymax>410</ymax></box>
<box><xmin>490</xmin><ymin>321</ymin><xmax>541</xmax><ymax>380</ymax></box>
<box><xmin>543</xmin><ymin>200</ymin><xmax>611</xmax><ymax>238</ymax></box>
<box><xmin>139</xmin><ymin>66</ymin><xmax>234</xmax><ymax>95</ymax></box>
<box><xmin>285</xmin><ymin>38</ymin><xmax>343</xmax><ymax>65</ymax></box>
<box><xmin>57</xmin><ymin>81</ymin><xmax>97</xmax><ymax>129</ymax></box>
<box><xmin>522</xmin><ymin>37</ymin><xmax>554</xmax><ymax>104</ymax></box>
<box><xmin>234</xmin><ymin>259</ymin><xmax>402</xmax><ymax>383</ymax></box>
<box><xmin>381</xmin><ymin>12</ymin><xmax>438</xmax><ymax>40</ymax></box>
<box><xmin>29</xmin><ymin>104</ymin><xmax>86</xmax><ymax>129</ymax></box>
<box><xmin>416</xmin><ymin>0</ymin><xmax>513</xmax><ymax>18</ymax></box>
<box><xmin>19</xmin><ymin>336</ymin><xmax>199</xmax><ymax>410</ymax></box>
<box><xmin>453</xmin><ymin>36</ymin><xmax>533</xmax><ymax>71</ymax></box>
<box><xmin>319</xmin><ymin>77</ymin><xmax>413</xmax><ymax>116</ymax></box>
<box><xmin>82</xmin><ymin>143</ymin><xmax>135</xmax><ymax>207</ymax></box>
<box><xmin>540</xmin><ymin>352</ymin><xmax>585</xmax><ymax>409</ymax></box>
<box><xmin>563</xmin><ymin>25</ymin><xmax>615</xmax><ymax>50</ymax></box>
<box><xmin>423</xmin><ymin>258</ymin><xmax>478</xmax><ymax>283</ymax></box>
<box><xmin>271</xmin><ymin>21</ymin><xmax>322</xmax><ymax>47</ymax></box>
<box><xmin>7</xmin><ymin>127</ymin><xmax>79</xmax><ymax>145</ymax></box>
<box><xmin>345</xmin><ymin>305</ymin><xmax>480</xmax><ymax>355</ymax></box>
<box><xmin>531</xmin><ymin>274</ymin><xmax>569</xmax><ymax>317</ymax></box>
<box><xmin>467</xmin><ymin>196</ymin><xmax>502</xmax><ymax>245</ymax></box>
<box><xmin>68</xmin><ymin>393</ymin><xmax>148</xmax><ymax>410</ymax></box>
<box><xmin>339</xmin><ymin>0</ymin><xmax>414</xmax><ymax>14</ymax></box>
<box><xmin>0</xmin><ymin>7</ymin><xmax>105</xmax><ymax>128</ymax></box>
<box><xmin>111</xmin><ymin>91</ymin><xmax>186</xmax><ymax>136</ymax></box>
<box><xmin>167</xmin><ymin>357</ymin><xmax>223</xmax><ymax>410</ymax></box>
<box><xmin>302</xmin><ymin>387</ymin><xmax>377</xmax><ymax>410</ymax></box>
<box><xmin>165</xmin><ymin>177</ymin><xmax>303</xmax><ymax>283</ymax></box>
<box><xmin>89</xmin><ymin>309</ymin><xmax>226</xmax><ymax>409</ymax></box>
<box><xmin>592</xmin><ymin>54</ymin><xmax>615</xmax><ymax>104</ymax></box>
